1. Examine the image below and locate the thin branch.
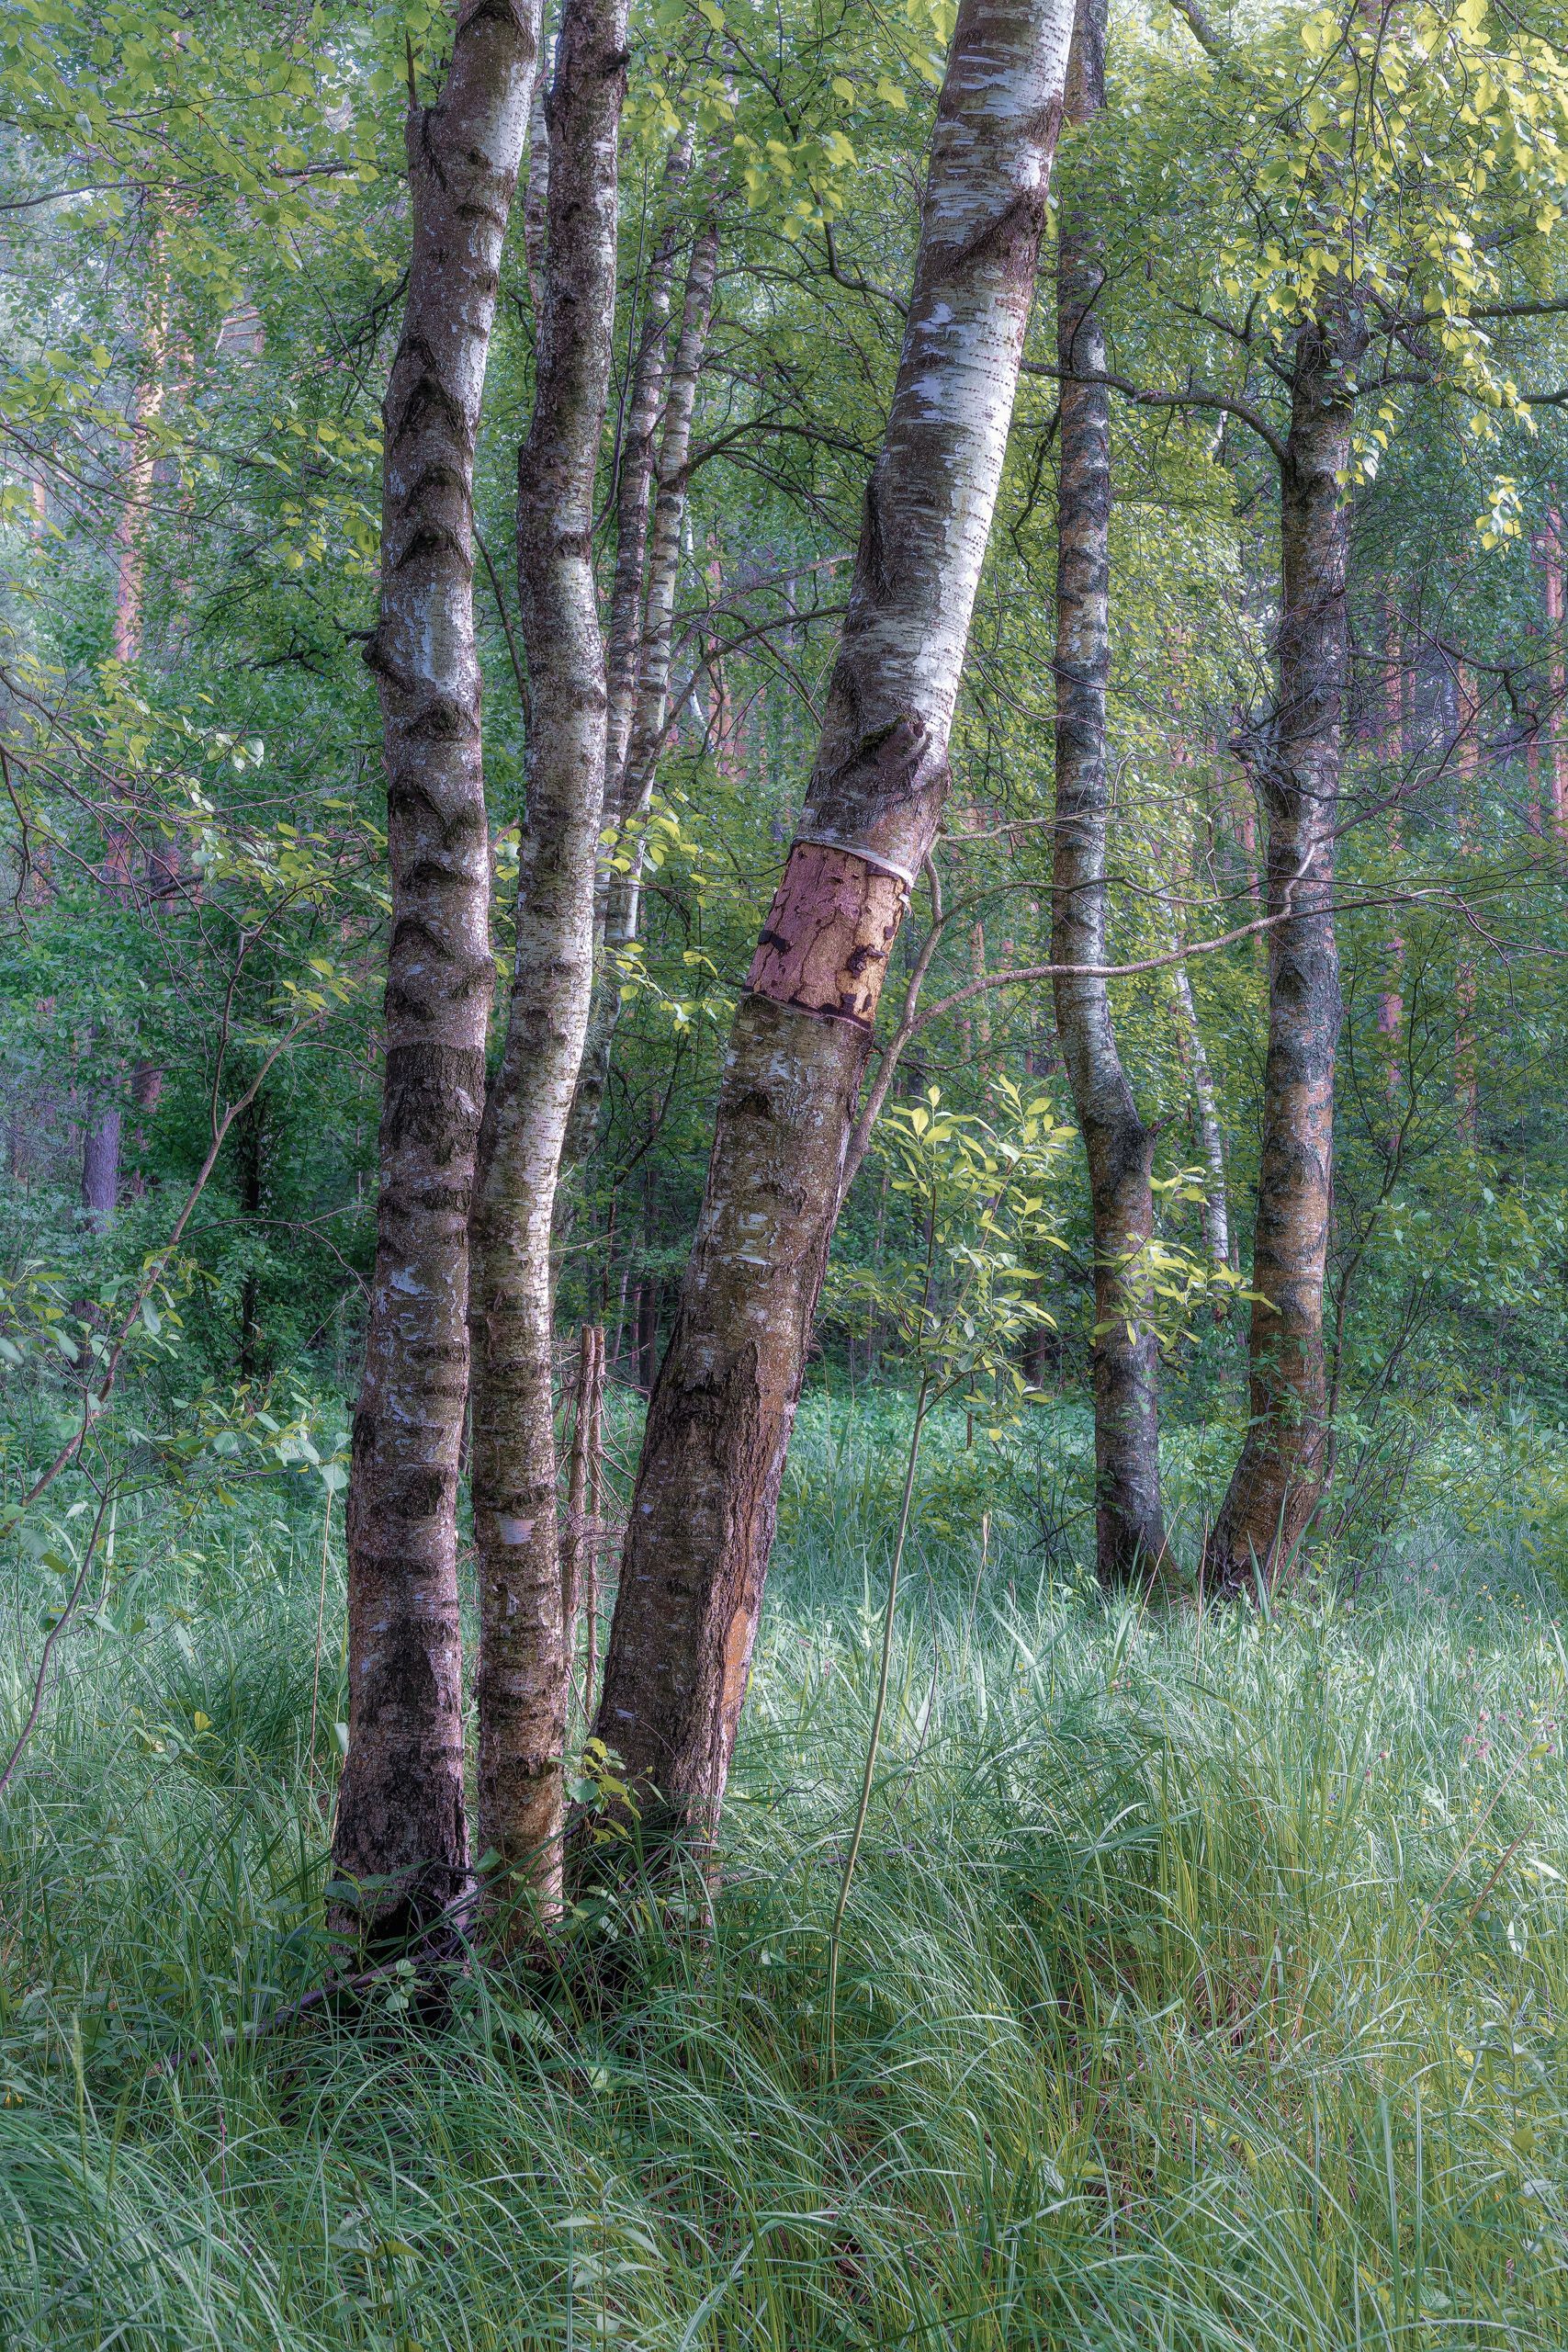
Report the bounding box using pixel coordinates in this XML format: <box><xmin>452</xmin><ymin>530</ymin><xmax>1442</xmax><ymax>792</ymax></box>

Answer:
<box><xmin>476</xmin><ymin>528</ymin><xmax>529</xmax><ymax>712</ymax></box>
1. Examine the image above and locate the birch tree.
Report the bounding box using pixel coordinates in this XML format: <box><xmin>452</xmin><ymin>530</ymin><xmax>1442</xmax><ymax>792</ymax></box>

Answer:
<box><xmin>468</xmin><ymin>0</ymin><xmax>628</xmax><ymax>1924</ymax></box>
<box><xmin>1049</xmin><ymin>0</ymin><xmax>1166</xmax><ymax>1587</ymax></box>
<box><xmin>592</xmin><ymin>0</ymin><xmax>1077</xmax><ymax>1849</ymax></box>
<box><xmin>333</xmin><ymin>0</ymin><xmax>537</xmax><ymax>1945</ymax></box>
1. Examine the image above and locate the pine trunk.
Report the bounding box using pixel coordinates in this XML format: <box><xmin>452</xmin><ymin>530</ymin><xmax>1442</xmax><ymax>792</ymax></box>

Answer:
<box><xmin>591</xmin><ymin>0</ymin><xmax>1076</xmax><ymax>1848</ymax></box>
<box><xmin>333</xmin><ymin>0</ymin><xmax>536</xmax><ymax>1946</ymax></box>
<box><xmin>1204</xmin><ymin>313</ymin><xmax>1359</xmax><ymax>1594</ymax></box>
<box><xmin>1050</xmin><ymin>0</ymin><xmax>1164</xmax><ymax>1586</ymax></box>
<box><xmin>468</xmin><ymin>0</ymin><xmax>627</xmax><ymax>1926</ymax></box>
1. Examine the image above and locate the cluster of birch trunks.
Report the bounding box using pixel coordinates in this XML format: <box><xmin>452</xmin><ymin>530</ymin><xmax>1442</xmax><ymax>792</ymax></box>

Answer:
<box><xmin>334</xmin><ymin>0</ymin><xmax>1366</xmax><ymax>1941</ymax></box>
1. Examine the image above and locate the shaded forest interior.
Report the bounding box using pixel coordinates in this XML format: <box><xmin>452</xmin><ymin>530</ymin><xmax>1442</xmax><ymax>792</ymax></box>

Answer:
<box><xmin>4</xmin><ymin>0</ymin><xmax>1568</xmax><ymax>2340</ymax></box>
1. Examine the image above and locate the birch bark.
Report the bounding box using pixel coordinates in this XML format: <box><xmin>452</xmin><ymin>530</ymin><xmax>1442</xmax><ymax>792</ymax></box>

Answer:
<box><xmin>591</xmin><ymin>0</ymin><xmax>1076</xmax><ymax>1848</ymax></box>
<box><xmin>1049</xmin><ymin>0</ymin><xmax>1165</xmax><ymax>1585</ymax></box>
<box><xmin>468</xmin><ymin>0</ymin><xmax>627</xmax><ymax>1925</ymax></box>
<box><xmin>1204</xmin><ymin>311</ymin><xmax>1361</xmax><ymax>1593</ymax></box>
<box><xmin>604</xmin><ymin>130</ymin><xmax>696</xmax><ymax>806</ymax></box>
<box><xmin>566</xmin><ymin>211</ymin><xmax>721</xmax><ymax>1167</ymax></box>
<box><xmin>333</xmin><ymin>0</ymin><xmax>536</xmax><ymax>1945</ymax></box>
<box><xmin>1168</xmin><ymin>944</ymin><xmax>1230</xmax><ymax>1286</ymax></box>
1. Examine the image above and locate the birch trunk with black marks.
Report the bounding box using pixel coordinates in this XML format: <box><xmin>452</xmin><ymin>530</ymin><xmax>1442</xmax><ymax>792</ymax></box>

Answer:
<box><xmin>591</xmin><ymin>0</ymin><xmax>1076</xmax><ymax>1848</ymax></box>
<box><xmin>565</xmin><ymin>209</ymin><xmax>720</xmax><ymax>1167</ymax></box>
<box><xmin>1204</xmin><ymin>312</ymin><xmax>1360</xmax><ymax>1594</ymax></box>
<box><xmin>1050</xmin><ymin>0</ymin><xmax>1164</xmax><ymax>1586</ymax></box>
<box><xmin>468</xmin><ymin>0</ymin><xmax>626</xmax><ymax>1925</ymax></box>
<box><xmin>333</xmin><ymin>0</ymin><xmax>536</xmax><ymax>1946</ymax></box>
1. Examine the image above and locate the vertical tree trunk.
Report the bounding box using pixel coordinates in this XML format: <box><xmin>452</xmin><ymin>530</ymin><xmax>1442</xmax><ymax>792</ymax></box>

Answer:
<box><xmin>235</xmin><ymin>1094</ymin><xmax>266</xmax><ymax>1379</ymax></box>
<box><xmin>604</xmin><ymin>129</ymin><xmax>696</xmax><ymax>802</ymax></box>
<box><xmin>81</xmin><ymin>1108</ymin><xmax>121</xmax><ymax>1230</ymax></box>
<box><xmin>1454</xmin><ymin>666</ymin><xmax>1479</xmax><ymax>1144</ymax></box>
<box><xmin>1545</xmin><ymin>511</ymin><xmax>1567</xmax><ymax>839</ymax></box>
<box><xmin>565</xmin><ymin>212</ymin><xmax>721</xmax><ymax>1167</ymax></box>
<box><xmin>1377</xmin><ymin>609</ymin><xmax>1404</xmax><ymax>1081</ymax></box>
<box><xmin>1204</xmin><ymin>312</ymin><xmax>1360</xmax><ymax>1594</ymax></box>
<box><xmin>591</xmin><ymin>0</ymin><xmax>1076</xmax><ymax>1848</ymax></box>
<box><xmin>333</xmin><ymin>0</ymin><xmax>536</xmax><ymax>1946</ymax></box>
<box><xmin>1168</xmin><ymin>945</ymin><xmax>1230</xmax><ymax>1290</ymax></box>
<box><xmin>113</xmin><ymin>280</ymin><xmax>166</xmax><ymax>667</ymax></box>
<box><xmin>1050</xmin><ymin>0</ymin><xmax>1165</xmax><ymax>1586</ymax></box>
<box><xmin>468</xmin><ymin>0</ymin><xmax>627</xmax><ymax>1925</ymax></box>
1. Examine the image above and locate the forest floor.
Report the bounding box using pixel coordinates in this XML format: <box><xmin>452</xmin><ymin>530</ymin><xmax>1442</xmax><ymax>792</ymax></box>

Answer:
<box><xmin>2</xmin><ymin>1396</ymin><xmax>1568</xmax><ymax>2347</ymax></box>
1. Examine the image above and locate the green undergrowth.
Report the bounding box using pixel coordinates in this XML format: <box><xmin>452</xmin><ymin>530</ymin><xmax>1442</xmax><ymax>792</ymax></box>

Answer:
<box><xmin>1</xmin><ymin>1408</ymin><xmax>1568</xmax><ymax>2346</ymax></box>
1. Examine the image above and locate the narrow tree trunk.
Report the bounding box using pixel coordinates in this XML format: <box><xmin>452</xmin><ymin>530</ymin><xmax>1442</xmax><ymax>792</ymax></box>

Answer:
<box><xmin>1545</xmin><ymin>511</ymin><xmax>1567</xmax><ymax>839</ymax></box>
<box><xmin>591</xmin><ymin>0</ymin><xmax>1076</xmax><ymax>1848</ymax></box>
<box><xmin>1454</xmin><ymin>667</ymin><xmax>1479</xmax><ymax>1144</ymax></box>
<box><xmin>1204</xmin><ymin>312</ymin><xmax>1360</xmax><ymax>1594</ymax></box>
<box><xmin>333</xmin><ymin>0</ymin><xmax>536</xmax><ymax>1946</ymax></box>
<box><xmin>1377</xmin><ymin>609</ymin><xmax>1404</xmax><ymax>1083</ymax></box>
<box><xmin>584</xmin><ymin>1322</ymin><xmax>604</xmax><ymax>1715</ymax></box>
<box><xmin>113</xmin><ymin>277</ymin><xmax>166</xmax><ymax>666</ymax></box>
<box><xmin>468</xmin><ymin>0</ymin><xmax>627</xmax><ymax>1926</ymax></box>
<box><xmin>236</xmin><ymin>1094</ymin><xmax>266</xmax><ymax>1379</ymax></box>
<box><xmin>1050</xmin><ymin>0</ymin><xmax>1164</xmax><ymax>1587</ymax></box>
<box><xmin>604</xmin><ymin>127</ymin><xmax>696</xmax><ymax>802</ymax></box>
<box><xmin>565</xmin><ymin>212</ymin><xmax>721</xmax><ymax>1167</ymax></box>
<box><xmin>563</xmin><ymin>1322</ymin><xmax>595</xmax><ymax>1676</ymax></box>
<box><xmin>1168</xmin><ymin>946</ymin><xmax>1229</xmax><ymax>1290</ymax></box>
<box><xmin>81</xmin><ymin>1108</ymin><xmax>121</xmax><ymax>1230</ymax></box>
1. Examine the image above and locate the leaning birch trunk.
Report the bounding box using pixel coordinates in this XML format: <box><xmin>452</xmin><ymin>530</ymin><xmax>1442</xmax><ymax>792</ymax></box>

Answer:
<box><xmin>333</xmin><ymin>0</ymin><xmax>536</xmax><ymax>1946</ymax></box>
<box><xmin>564</xmin><ymin>211</ymin><xmax>721</xmax><ymax>1169</ymax></box>
<box><xmin>1049</xmin><ymin>0</ymin><xmax>1165</xmax><ymax>1587</ymax></box>
<box><xmin>591</xmin><ymin>0</ymin><xmax>1076</xmax><ymax>1849</ymax></box>
<box><xmin>468</xmin><ymin>0</ymin><xmax>627</xmax><ymax>1928</ymax></box>
<box><xmin>1203</xmin><ymin>311</ymin><xmax>1360</xmax><ymax>1594</ymax></box>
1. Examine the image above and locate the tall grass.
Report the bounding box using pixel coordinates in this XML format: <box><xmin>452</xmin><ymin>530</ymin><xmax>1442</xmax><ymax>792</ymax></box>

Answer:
<box><xmin>1</xmin><ymin>1403</ymin><xmax>1567</xmax><ymax>2347</ymax></box>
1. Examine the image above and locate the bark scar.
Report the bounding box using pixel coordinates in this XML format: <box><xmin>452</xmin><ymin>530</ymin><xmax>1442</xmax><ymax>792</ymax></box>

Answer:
<box><xmin>745</xmin><ymin>840</ymin><xmax>908</xmax><ymax>1029</ymax></box>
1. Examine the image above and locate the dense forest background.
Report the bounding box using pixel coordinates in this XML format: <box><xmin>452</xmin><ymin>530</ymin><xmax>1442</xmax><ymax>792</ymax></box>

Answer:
<box><xmin>6</xmin><ymin>0</ymin><xmax>1568</xmax><ymax>1502</ymax></box>
<box><xmin>6</xmin><ymin>0</ymin><xmax>1568</xmax><ymax>2342</ymax></box>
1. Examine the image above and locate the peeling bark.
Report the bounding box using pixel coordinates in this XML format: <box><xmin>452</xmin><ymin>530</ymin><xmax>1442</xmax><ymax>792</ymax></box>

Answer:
<box><xmin>333</xmin><ymin>0</ymin><xmax>537</xmax><ymax>1946</ymax></box>
<box><xmin>591</xmin><ymin>0</ymin><xmax>1076</xmax><ymax>1849</ymax></box>
<box><xmin>1204</xmin><ymin>312</ymin><xmax>1361</xmax><ymax>1594</ymax></box>
<box><xmin>1050</xmin><ymin>0</ymin><xmax>1164</xmax><ymax>1586</ymax></box>
<box><xmin>468</xmin><ymin>0</ymin><xmax>627</xmax><ymax>1927</ymax></box>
